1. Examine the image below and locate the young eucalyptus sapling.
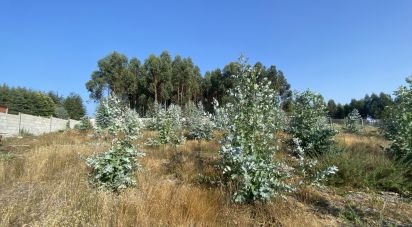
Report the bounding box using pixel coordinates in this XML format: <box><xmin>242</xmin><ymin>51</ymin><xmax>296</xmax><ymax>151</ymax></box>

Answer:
<box><xmin>147</xmin><ymin>103</ymin><xmax>185</xmax><ymax>145</ymax></box>
<box><xmin>345</xmin><ymin>109</ymin><xmax>362</xmax><ymax>133</ymax></box>
<box><xmin>382</xmin><ymin>77</ymin><xmax>412</xmax><ymax>166</ymax></box>
<box><xmin>288</xmin><ymin>91</ymin><xmax>338</xmax><ymax>157</ymax></box>
<box><xmin>86</xmin><ymin>94</ymin><xmax>144</xmax><ymax>192</ymax></box>
<box><xmin>184</xmin><ymin>101</ymin><xmax>215</xmax><ymax>140</ymax></box>
<box><xmin>218</xmin><ymin>58</ymin><xmax>292</xmax><ymax>203</ymax></box>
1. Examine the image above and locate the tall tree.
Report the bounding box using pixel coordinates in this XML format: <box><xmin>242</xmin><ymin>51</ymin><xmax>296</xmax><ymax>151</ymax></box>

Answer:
<box><xmin>63</xmin><ymin>93</ymin><xmax>86</xmax><ymax>120</ymax></box>
<box><xmin>327</xmin><ymin>99</ymin><xmax>337</xmax><ymax>117</ymax></box>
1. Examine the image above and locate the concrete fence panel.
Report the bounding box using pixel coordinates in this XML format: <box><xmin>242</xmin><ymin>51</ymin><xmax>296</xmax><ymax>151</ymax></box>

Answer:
<box><xmin>0</xmin><ymin>112</ymin><xmax>80</xmax><ymax>137</ymax></box>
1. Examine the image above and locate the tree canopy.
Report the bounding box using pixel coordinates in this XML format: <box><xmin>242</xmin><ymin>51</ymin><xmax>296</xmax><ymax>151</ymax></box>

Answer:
<box><xmin>0</xmin><ymin>84</ymin><xmax>86</xmax><ymax>119</ymax></box>
<box><xmin>86</xmin><ymin>51</ymin><xmax>292</xmax><ymax>115</ymax></box>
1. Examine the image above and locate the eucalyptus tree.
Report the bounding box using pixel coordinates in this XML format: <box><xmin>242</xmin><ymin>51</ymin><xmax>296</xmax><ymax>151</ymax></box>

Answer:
<box><xmin>87</xmin><ymin>94</ymin><xmax>144</xmax><ymax>191</ymax></box>
<box><xmin>288</xmin><ymin>90</ymin><xmax>338</xmax><ymax>156</ymax></box>
<box><xmin>345</xmin><ymin>109</ymin><xmax>362</xmax><ymax>133</ymax></box>
<box><xmin>382</xmin><ymin>76</ymin><xmax>412</xmax><ymax>166</ymax></box>
<box><xmin>218</xmin><ymin>57</ymin><xmax>292</xmax><ymax>203</ymax></box>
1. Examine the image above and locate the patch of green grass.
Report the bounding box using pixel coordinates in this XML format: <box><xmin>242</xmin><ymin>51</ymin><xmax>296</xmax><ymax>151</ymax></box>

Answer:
<box><xmin>319</xmin><ymin>142</ymin><xmax>412</xmax><ymax>196</ymax></box>
<box><xmin>0</xmin><ymin>152</ymin><xmax>17</xmax><ymax>161</ymax></box>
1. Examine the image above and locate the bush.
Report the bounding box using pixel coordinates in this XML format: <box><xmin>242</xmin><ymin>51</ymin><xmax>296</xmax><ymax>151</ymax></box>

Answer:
<box><xmin>147</xmin><ymin>103</ymin><xmax>185</xmax><ymax>145</ymax></box>
<box><xmin>382</xmin><ymin>76</ymin><xmax>412</xmax><ymax>166</ymax></box>
<box><xmin>79</xmin><ymin>116</ymin><xmax>93</xmax><ymax>131</ymax></box>
<box><xmin>345</xmin><ymin>109</ymin><xmax>362</xmax><ymax>133</ymax></box>
<box><xmin>95</xmin><ymin>98</ymin><xmax>111</xmax><ymax>130</ymax></box>
<box><xmin>218</xmin><ymin>58</ymin><xmax>292</xmax><ymax>203</ymax></box>
<box><xmin>54</xmin><ymin>106</ymin><xmax>69</xmax><ymax>119</ymax></box>
<box><xmin>212</xmin><ymin>98</ymin><xmax>230</xmax><ymax>131</ymax></box>
<box><xmin>291</xmin><ymin>138</ymin><xmax>338</xmax><ymax>187</ymax></box>
<box><xmin>86</xmin><ymin>95</ymin><xmax>144</xmax><ymax>192</ymax></box>
<box><xmin>288</xmin><ymin>90</ymin><xmax>338</xmax><ymax>156</ymax></box>
<box><xmin>184</xmin><ymin>101</ymin><xmax>215</xmax><ymax>140</ymax></box>
<box><xmin>318</xmin><ymin>141</ymin><xmax>411</xmax><ymax>195</ymax></box>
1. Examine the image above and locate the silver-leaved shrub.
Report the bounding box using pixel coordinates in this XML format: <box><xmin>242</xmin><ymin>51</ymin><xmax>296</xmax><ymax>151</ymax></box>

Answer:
<box><xmin>291</xmin><ymin>138</ymin><xmax>338</xmax><ymax>187</ymax></box>
<box><xmin>212</xmin><ymin>98</ymin><xmax>230</xmax><ymax>131</ymax></box>
<box><xmin>219</xmin><ymin>58</ymin><xmax>293</xmax><ymax>203</ymax></box>
<box><xmin>78</xmin><ymin>116</ymin><xmax>93</xmax><ymax>131</ymax></box>
<box><xmin>288</xmin><ymin>91</ymin><xmax>338</xmax><ymax>157</ymax></box>
<box><xmin>147</xmin><ymin>103</ymin><xmax>185</xmax><ymax>145</ymax></box>
<box><xmin>345</xmin><ymin>108</ymin><xmax>362</xmax><ymax>133</ymax></box>
<box><xmin>382</xmin><ymin>77</ymin><xmax>412</xmax><ymax>166</ymax></box>
<box><xmin>86</xmin><ymin>94</ymin><xmax>144</xmax><ymax>192</ymax></box>
<box><xmin>184</xmin><ymin>101</ymin><xmax>215</xmax><ymax>140</ymax></box>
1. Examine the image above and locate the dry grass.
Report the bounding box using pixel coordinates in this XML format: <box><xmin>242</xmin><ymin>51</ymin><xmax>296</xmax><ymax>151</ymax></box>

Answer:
<box><xmin>0</xmin><ymin>130</ymin><xmax>410</xmax><ymax>226</ymax></box>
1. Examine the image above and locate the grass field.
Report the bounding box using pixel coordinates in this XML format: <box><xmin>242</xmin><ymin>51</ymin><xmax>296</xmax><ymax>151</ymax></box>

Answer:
<box><xmin>0</xmin><ymin>130</ymin><xmax>411</xmax><ymax>226</ymax></box>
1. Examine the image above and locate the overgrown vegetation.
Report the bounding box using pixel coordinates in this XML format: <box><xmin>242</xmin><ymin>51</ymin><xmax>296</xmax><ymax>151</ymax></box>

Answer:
<box><xmin>288</xmin><ymin>90</ymin><xmax>338</xmax><ymax>156</ymax></box>
<box><xmin>86</xmin><ymin>95</ymin><xmax>144</xmax><ymax>191</ymax></box>
<box><xmin>184</xmin><ymin>101</ymin><xmax>215</xmax><ymax>140</ymax></box>
<box><xmin>78</xmin><ymin>116</ymin><xmax>93</xmax><ymax>131</ymax></box>
<box><xmin>217</xmin><ymin>58</ymin><xmax>291</xmax><ymax>203</ymax></box>
<box><xmin>146</xmin><ymin>103</ymin><xmax>185</xmax><ymax>145</ymax></box>
<box><xmin>345</xmin><ymin>108</ymin><xmax>362</xmax><ymax>133</ymax></box>
<box><xmin>382</xmin><ymin>77</ymin><xmax>412</xmax><ymax>167</ymax></box>
<box><xmin>1</xmin><ymin>55</ymin><xmax>411</xmax><ymax>226</ymax></box>
<box><xmin>319</xmin><ymin>135</ymin><xmax>412</xmax><ymax>195</ymax></box>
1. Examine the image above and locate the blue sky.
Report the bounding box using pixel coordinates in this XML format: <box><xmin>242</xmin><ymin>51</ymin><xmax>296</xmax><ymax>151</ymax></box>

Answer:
<box><xmin>1</xmin><ymin>0</ymin><xmax>411</xmax><ymax>115</ymax></box>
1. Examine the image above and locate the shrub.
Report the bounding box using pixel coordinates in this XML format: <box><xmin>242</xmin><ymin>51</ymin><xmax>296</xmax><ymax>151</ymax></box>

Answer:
<box><xmin>86</xmin><ymin>95</ymin><xmax>144</xmax><ymax>192</ymax></box>
<box><xmin>218</xmin><ymin>58</ymin><xmax>292</xmax><ymax>203</ymax></box>
<box><xmin>54</xmin><ymin>106</ymin><xmax>69</xmax><ymax>119</ymax></box>
<box><xmin>318</xmin><ymin>141</ymin><xmax>411</xmax><ymax>195</ymax></box>
<box><xmin>382</xmin><ymin>77</ymin><xmax>412</xmax><ymax>166</ymax></box>
<box><xmin>212</xmin><ymin>98</ymin><xmax>230</xmax><ymax>131</ymax></box>
<box><xmin>184</xmin><ymin>101</ymin><xmax>215</xmax><ymax>140</ymax></box>
<box><xmin>291</xmin><ymin>138</ymin><xmax>338</xmax><ymax>187</ymax></box>
<box><xmin>345</xmin><ymin>109</ymin><xmax>362</xmax><ymax>133</ymax></box>
<box><xmin>147</xmin><ymin>103</ymin><xmax>185</xmax><ymax>145</ymax></box>
<box><xmin>288</xmin><ymin>90</ymin><xmax>338</xmax><ymax>156</ymax></box>
<box><xmin>79</xmin><ymin>116</ymin><xmax>93</xmax><ymax>131</ymax></box>
<box><xmin>95</xmin><ymin>98</ymin><xmax>111</xmax><ymax>130</ymax></box>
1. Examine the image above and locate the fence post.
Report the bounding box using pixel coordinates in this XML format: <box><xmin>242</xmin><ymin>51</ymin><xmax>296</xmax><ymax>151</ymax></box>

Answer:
<box><xmin>50</xmin><ymin>116</ymin><xmax>52</xmax><ymax>132</ymax></box>
<box><xmin>18</xmin><ymin>112</ymin><xmax>22</xmax><ymax>134</ymax></box>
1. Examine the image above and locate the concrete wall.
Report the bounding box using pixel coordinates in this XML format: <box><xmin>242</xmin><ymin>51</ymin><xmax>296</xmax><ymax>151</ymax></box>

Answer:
<box><xmin>0</xmin><ymin>112</ymin><xmax>80</xmax><ymax>137</ymax></box>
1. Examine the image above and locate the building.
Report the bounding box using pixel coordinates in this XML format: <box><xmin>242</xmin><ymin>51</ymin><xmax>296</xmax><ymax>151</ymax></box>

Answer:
<box><xmin>0</xmin><ymin>105</ymin><xmax>8</xmax><ymax>114</ymax></box>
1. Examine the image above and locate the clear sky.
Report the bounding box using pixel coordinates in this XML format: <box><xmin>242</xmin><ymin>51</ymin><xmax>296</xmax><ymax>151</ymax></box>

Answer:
<box><xmin>1</xmin><ymin>0</ymin><xmax>411</xmax><ymax>115</ymax></box>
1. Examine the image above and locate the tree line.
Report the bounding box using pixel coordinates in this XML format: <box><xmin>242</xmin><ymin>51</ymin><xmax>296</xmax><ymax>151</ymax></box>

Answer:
<box><xmin>327</xmin><ymin>92</ymin><xmax>394</xmax><ymax>119</ymax></box>
<box><xmin>87</xmin><ymin>51</ymin><xmax>395</xmax><ymax>119</ymax></box>
<box><xmin>0</xmin><ymin>84</ymin><xmax>86</xmax><ymax>120</ymax></box>
<box><xmin>86</xmin><ymin>51</ymin><xmax>292</xmax><ymax>115</ymax></box>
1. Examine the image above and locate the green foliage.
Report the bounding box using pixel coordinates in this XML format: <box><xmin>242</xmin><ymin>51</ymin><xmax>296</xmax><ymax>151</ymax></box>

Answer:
<box><xmin>291</xmin><ymin>138</ymin><xmax>338</xmax><ymax>187</ymax></box>
<box><xmin>86</xmin><ymin>51</ymin><xmax>292</xmax><ymax>115</ymax></box>
<box><xmin>345</xmin><ymin>109</ymin><xmax>362</xmax><ymax>133</ymax></box>
<box><xmin>63</xmin><ymin>93</ymin><xmax>86</xmax><ymax>120</ymax></box>
<box><xmin>184</xmin><ymin>101</ymin><xmax>215</xmax><ymax>140</ymax></box>
<box><xmin>95</xmin><ymin>98</ymin><xmax>111</xmax><ymax>130</ymax></box>
<box><xmin>212</xmin><ymin>98</ymin><xmax>230</xmax><ymax>130</ymax></box>
<box><xmin>382</xmin><ymin>76</ymin><xmax>412</xmax><ymax>166</ymax></box>
<box><xmin>146</xmin><ymin>102</ymin><xmax>185</xmax><ymax>145</ymax></box>
<box><xmin>155</xmin><ymin>104</ymin><xmax>185</xmax><ymax>145</ymax></box>
<box><xmin>328</xmin><ymin>93</ymin><xmax>393</xmax><ymax>119</ymax></box>
<box><xmin>86</xmin><ymin>95</ymin><xmax>144</xmax><ymax>192</ymax></box>
<box><xmin>318</xmin><ymin>142</ymin><xmax>411</xmax><ymax>195</ymax></box>
<box><xmin>0</xmin><ymin>84</ymin><xmax>55</xmax><ymax>116</ymax></box>
<box><xmin>54</xmin><ymin>106</ymin><xmax>69</xmax><ymax>119</ymax></box>
<box><xmin>288</xmin><ymin>90</ymin><xmax>338</xmax><ymax>156</ymax></box>
<box><xmin>219</xmin><ymin>58</ymin><xmax>292</xmax><ymax>203</ymax></box>
<box><xmin>79</xmin><ymin>116</ymin><xmax>93</xmax><ymax>131</ymax></box>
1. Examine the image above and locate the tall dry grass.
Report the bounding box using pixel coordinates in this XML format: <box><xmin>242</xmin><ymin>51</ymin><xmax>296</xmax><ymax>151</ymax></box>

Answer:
<box><xmin>0</xmin><ymin>131</ymin><xmax>340</xmax><ymax>226</ymax></box>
